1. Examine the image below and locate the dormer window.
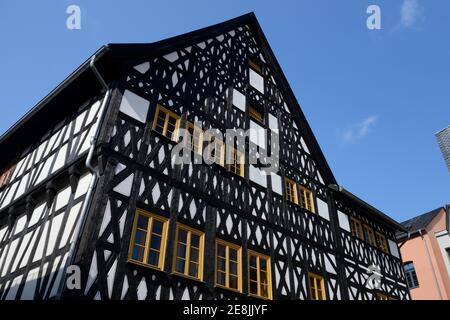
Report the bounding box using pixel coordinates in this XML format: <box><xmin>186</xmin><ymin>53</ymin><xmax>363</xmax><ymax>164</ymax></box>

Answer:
<box><xmin>0</xmin><ymin>162</ymin><xmax>16</xmax><ymax>189</ymax></box>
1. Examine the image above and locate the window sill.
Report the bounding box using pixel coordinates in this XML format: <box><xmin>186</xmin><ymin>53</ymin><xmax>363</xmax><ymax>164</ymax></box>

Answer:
<box><xmin>214</xmin><ymin>284</ymin><xmax>243</xmax><ymax>295</ymax></box>
<box><xmin>127</xmin><ymin>259</ymin><xmax>165</xmax><ymax>273</ymax></box>
<box><xmin>170</xmin><ymin>271</ymin><xmax>204</xmax><ymax>284</ymax></box>
<box><xmin>248</xmin><ymin>293</ymin><xmax>272</xmax><ymax>301</ymax></box>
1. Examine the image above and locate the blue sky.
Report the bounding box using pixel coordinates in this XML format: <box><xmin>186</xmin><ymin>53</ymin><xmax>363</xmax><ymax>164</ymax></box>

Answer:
<box><xmin>0</xmin><ymin>0</ymin><xmax>448</xmax><ymax>222</ymax></box>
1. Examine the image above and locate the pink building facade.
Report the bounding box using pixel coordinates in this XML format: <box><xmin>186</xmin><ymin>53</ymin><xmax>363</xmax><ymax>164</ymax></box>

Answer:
<box><xmin>398</xmin><ymin>206</ymin><xmax>450</xmax><ymax>300</ymax></box>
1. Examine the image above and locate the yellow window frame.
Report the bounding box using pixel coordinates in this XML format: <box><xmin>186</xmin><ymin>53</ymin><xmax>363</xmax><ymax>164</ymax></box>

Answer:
<box><xmin>248</xmin><ymin>250</ymin><xmax>273</xmax><ymax>300</ymax></box>
<box><xmin>299</xmin><ymin>185</ymin><xmax>315</xmax><ymax>213</ymax></box>
<box><xmin>172</xmin><ymin>223</ymin><xmax>205</xmax><ymax>281</ymax></box>
<box><xmin>375</xmin><ymin>231</ymin><xmax>389</xmax><ymax>253</ymax></box>
<box><xmin>363</xmin><ymin>224</ymin><xmax>377</xmax><ymax>247</ymax></box>
<box><xmin>206</xmin><ymin>134</ymin><xmax>225</xmax><ymax>167</ymax></box>
<box><xmin>215</xmin><ymin>239</ymin><xmax>242</xmax><ymax>293</ymax></box>
<box><xmin>349</xmin><ymin>217</ymin><xmax>364</xmax><ymax>240</ymax></box>
<box><xmin>228</xmin><ymin>148</ymin><xmax>245</xmax><ymax>177</ymax></box>
<box><xmin>185</xmin><ymin>122</ymin><xmax>204</xmax><ymax>154</ymax></box>
<box><xmin>308</xmin><ymin>272</ymin><xmax>326</xmax><ymax>300</ymax></box>
<box><xmin>285</xmin><ymin>177</ymin><xmax>298</xmax><ymax>205</ymax></box>
<box><xmin>152</xmin><ymin>104</ymin><xmax>181</xmax><ymax>141</ymax></box>
<box><xmin>128</xmin><ymin>209</ymin><xmax>169</xmax><ymax>270</ymax></box>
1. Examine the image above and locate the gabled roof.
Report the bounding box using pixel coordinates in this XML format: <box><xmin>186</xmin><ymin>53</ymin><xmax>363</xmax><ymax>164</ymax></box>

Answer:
<box><xmin>397</xmin><ymin>206</ymin><xmax>447</xmax><ymax>240</ymax></box>
<box><xmin>0</xmin><ymin>12</ymin><xmax>337</xmax><ymax>185</ymax></box>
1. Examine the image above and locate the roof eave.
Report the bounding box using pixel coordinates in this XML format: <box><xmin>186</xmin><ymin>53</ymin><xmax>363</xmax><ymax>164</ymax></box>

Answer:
<box><xmin>329</xmin><ymin>184</ymin><xmax>407</xmax><ymax>232</ymax></box>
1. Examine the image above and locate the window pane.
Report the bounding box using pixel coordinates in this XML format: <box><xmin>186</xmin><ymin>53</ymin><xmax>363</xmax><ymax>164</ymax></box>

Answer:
<box><xmin>217</xmin><ymin>244</ymin><xmax>226</xmax><ymax>258</ymax></box>
<box><xmin>150</xmin><ymin>234</ymin><xmax>162</xmax><ymax>250</ymax></box>
<box><xmin>250</xmin><ymin>281</ymin><xmax>258</xmax><ymax>295</ymax></box>
<box><xmin>177</xmin><ymin>243</ymin><xmax>187</xmax><ymax>259</ymax></box>
<box><xmin>191</xmin><ymin>234</ymin><xmax>200</xmax><ymax>248</ymax></box>
<box><xmin>178</xmin><ymin>229</ymin><xmax>188</xmax><ymax>243</ymax></box>
<box><xmin>217</xmin><ymin>271</ymin><xmax>226</xmax><ymax>286</ymax></box>
<box><xmin>132</xmin><ymin>246</ymin><xmax>145</xmax><ymax>262</ymax></box>
<box><xmin>217</xmin><ymin>257</ymin><xmax>226</xmax><ymax>271</ymax></box>
<box><xmin>229</xmin><ymin>248</ymin><xmax>237</xmax><ymax>261</ymax></box>
<box><xmin>189</xmin><ymin>262</ymin><xmax>199</xmax><ymax>278</ymax></box>
<box><xmin>175</xmin><ymin>258</ymin><xmax>185</xmax><ymax>274</ymax></box>
<box><xmin>249</xmin><ymin>268</ymin><xmax>258</xmax><ymax>282</ymax></box>
<box><xmin>190</xmin><ymin>248</ymin><xmax>199</xmax><ymax>263</ymax></box>
<box><xmin>260</xmin><ymin>258</ymin><xmax>267</xmax><ymax>271</ymax></box>
<box><xmin>261</xmin><ymin>284</ymin><xmax>269</xmax><ymax>298</ymax></box>
<box><xmin>229</xmin><ymin>261</ymin><xmax>238</xmax><ymax>275</ymax></box>
<box><xmin>134</xmin><ymin>230</ymin><xmax>147</xmax><ymax>246</ymax></box>
<box><xmin>229</xmin><ymin>275</ymin><xmax>238</xmax><ymax>289</ymax></box>
<box><xmin>147</xmin><ymin>250</ymin><xmax>159</xmax><ymax>266</ymax></box>
<box><xmin>249</xmin><ymin>255</ymin><xmax>257</xmax><ymax>268</ymax></box>
<box><xmin>152</xmin><ymin>220</ymin><xmax>163</xmax><ymax>235</ymax></box>
<box><xmin>260</xmin><ymin>270</ymin><xmax>268</xmax><ymax>286</ymax></box>
<box><xmin>137</xmin><ymin>215</ymin><xmax>149</xmax><ymax>230</ymax></box>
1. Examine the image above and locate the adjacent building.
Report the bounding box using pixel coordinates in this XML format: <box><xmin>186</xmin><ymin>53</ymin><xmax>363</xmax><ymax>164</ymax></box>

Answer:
<box><xmin>0</xmin><ymin>13</ymin><xmax>410</xmax><ymax>300</ymax></box>
<box><xmin>398</xmin><ymin>205</ymin><xmax>450</xmax><ymax>299</ymax></box>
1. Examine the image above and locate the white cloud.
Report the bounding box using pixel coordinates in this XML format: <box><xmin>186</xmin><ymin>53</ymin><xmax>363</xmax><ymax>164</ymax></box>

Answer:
<box><xmin>400</xmin><ymin>0</ymin><xmax>423</xmax><ymax>28</ymax></box>
<box><xmin>341</xmin><ymin>115</ymin><xmax>378</xmax><ymax>143</ymax></box>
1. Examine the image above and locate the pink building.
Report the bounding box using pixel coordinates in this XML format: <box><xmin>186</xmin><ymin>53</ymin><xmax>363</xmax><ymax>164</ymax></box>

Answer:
<box><xmin>398</xmin><ymin>206</ymin><xmax>450</xmax><ymax>300</ymax></box>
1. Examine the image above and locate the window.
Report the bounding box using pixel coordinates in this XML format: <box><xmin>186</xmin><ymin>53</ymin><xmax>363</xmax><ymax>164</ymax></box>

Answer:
<box><xmin>376</xmin><ymin>292</ymin><xmax>397</xmax><ymax>300</ymax></box>
<box><xmin>249</xmin><ymin>59</ymin><xmax>263</xmax><ymax>74</ymax></box>
<box><xmin>248</xmin><ymin>251</ymin><xmax>272</xmax><ymax>300</ymax></box>
<box><xmin>152</xmin><ymin>104</ymin><xmax>180</xmax><ymax>141</ymax></box>
<box><xmin>375</xmin><ymin>232</ymin><xmax>389</xmax><ymax>253</ymax></box>
<box><xmin>308</xmin><ymin>273</ymin><xmax>326</xmax><ymax>300</ymax></box>
<box><xmin>249</xmin><ymin>106</ymin><xmax>264</xmax><ymax>123</ymax></box>
<box><xmin>285</xmin><ymin>178</ymin><xmax>298</xmax><ymax>205</ymax></box>
<box><xmin>363</xmin><ymin>224</ymin><xmax>377</xmax><ymax>247</ymax></box>
<box><xmin>404</xmin><ymin>262</ymin><xmax>419</xmax><ymax>289</ymax></box>
<box><xmin>215</xmin><ymin>240</ymin><xmax>242</xmax><ymax>292</ymax></box>
<box><xmin>128</xmin><ymin>210</ymin><xmax>169</xmax><ymax>270</ymax></box>
<box><xmin>300</xmin><ymin>186</ymin><xmax>315</xmax><ymax>213</ymax></box>
<box><xmin>173</xmin><ymin>224</ymin><xmax>204</xmax><ymax>281</ymax></box>
<box><xmin>0</xmin><ymin>162</ymin><xmax>15</xmax><ymax>189</ymax></box>
<box><xmin>376</xmin><ymin>292</ymin><xmax>388</xmax><ymax>300</ymax></box>
<box><xmin>228</xmin><ymin>148</ymin><xmax>245</xmax><ymax>177</ymax></box>
<box><xmin>349</xmin><ymin>217</ymin><xmax>364</xmax><ymax>240</ymax></box>
<box><xmin>185</xmin><ymin>122</ymin><xmax>203</xmax><ymax>154</ymax></box>
<box><xmin>206</xmin><ymin>135</ymin><xmax>225</xmax><ymax>167</ymax></box>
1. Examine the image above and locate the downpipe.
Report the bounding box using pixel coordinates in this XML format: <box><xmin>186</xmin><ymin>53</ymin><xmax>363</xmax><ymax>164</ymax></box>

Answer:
<box><xmin>56</xmin><ymin>51</ymin><xmax>111</xmax><ymax>299</ymax></box>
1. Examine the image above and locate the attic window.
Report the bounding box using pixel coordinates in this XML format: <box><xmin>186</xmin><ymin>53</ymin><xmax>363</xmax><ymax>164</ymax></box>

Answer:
<box><xmin>0</xmin><ymin>162</ymin><xmax>16</xmax><ymax>189</ymax></box>
<box><xmin>249</xmin><ymin>59</ymin><xmax>263</xmax><ymax>74</ymax></box>
<box><xmin>249</xmin><ymin>106</ymin><xmax>264</xmax><ymax>123</ymax></box>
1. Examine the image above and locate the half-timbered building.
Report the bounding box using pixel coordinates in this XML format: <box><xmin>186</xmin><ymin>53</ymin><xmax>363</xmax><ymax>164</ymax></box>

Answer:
<box><xmin>0</xmin><ymin>13</ymin><xmax>410</xmax><ymax>300</ymax></box>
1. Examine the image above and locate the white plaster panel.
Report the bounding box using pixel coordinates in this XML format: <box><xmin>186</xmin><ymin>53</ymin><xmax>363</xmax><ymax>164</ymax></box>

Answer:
<box><xmin>317</xmin><ymin>198</ymin><xmax>330</xmax><ymax>221</ymax></box>
<box><xmin>269</xmin><ymin>113</ymin><xmax>278</xmax><ymax>131</ymax></box>
<box><xmin>232</xmin><ymin>88</ymin><xmax>246</xmax><ymax>112</ymax></box>
<box><xmin>271</xmin><ymin>174</ymin><xmax>282</xmax><ymax>195</ymax></box>
<box><xmin>119</xmin><ymin>90</ymin><xmax>150</xmax><ymax>123</ymax></box>
<box><xmin>249</xmin><ymin>69</ymin><xmax>264</xmax><ymax>94</ymax></box>
<box><xmin>338</xmin><ymin>210</ymin><xmax>350</xmax><ymax>232</ymax></box>
<box><xmin>388</xmin><ymin>239</ymin><xmax>400</xmax><ymax>259</ymax></box>
<box><xmin>249</xmin><ymin>165</ymin><xmax>267</xmax><ymax>188</ymax></box>
<box><xmin>250</xmin><ymin>120</ymin><xmax>266</xmax><ymax>149</ymax></box>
